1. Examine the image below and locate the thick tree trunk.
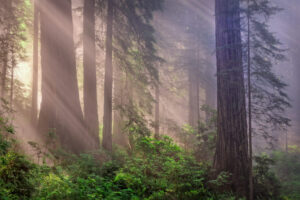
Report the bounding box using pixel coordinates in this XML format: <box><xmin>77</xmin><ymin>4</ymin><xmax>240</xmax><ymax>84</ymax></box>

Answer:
<box><xmin>39</xmin><ymin>0</ymin><xmax>92</xmax><ymax>153</ymax></box>
<box><xmin>31</xmin><ymin>0</ymin><xmax>39</xmax><ymax>124</ymax></box>
<box><xmin>39</xmin><ymin>0</ymin><xmax>57</xmax><ymax>142</ymax></box>
<box><xmin>188</xmin><ymin>66</ymin><xmax>200</xmax><ymax>131</ymax></box>
<box><xmin>102</xmin><ymin>0</ymin><xmax>114</xmax><ymax>151</ymax></box>
<box><xmin>83</xmin><ymin>0</ymin><xmax>99</xmax><ymax>149</ymax></box>
<box><xmin>214</xmin><ymin>0</ymin><xmax>249</xmax><ymax>197</ymax></box>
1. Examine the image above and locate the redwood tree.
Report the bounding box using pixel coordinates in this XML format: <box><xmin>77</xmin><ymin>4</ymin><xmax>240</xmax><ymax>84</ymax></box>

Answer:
<box><xmin>102</xmin><ymin>0</ymin><xmax>113</xmax><ymax>151</ymax></box>
<box><xmin>83</xmin><ymin>0</ymin><xmax>99</xmax><ymax>148</ymax></box>
<box><xmin>214</xmin><ymin>0</ymin><xmax>249</xmax><ymax>197</ymax></box>
<box><xmin>0</xmin><ymin>0</ymin><xmax>10</xmax><ymax>99</ymax></box>
<box><xmin>39</xmin><ymin>0</ymin><xmax>93</xmax><ymax>153</ymax></box>
<box><xmin>31</xmin><ymin>0</ymin><xmax>39</xmax><ymax>124</ymax></box>
<box><xmin>112</xmin><ymin>68</ymin><xmax>128</xmax><ymax>147</ymax></box>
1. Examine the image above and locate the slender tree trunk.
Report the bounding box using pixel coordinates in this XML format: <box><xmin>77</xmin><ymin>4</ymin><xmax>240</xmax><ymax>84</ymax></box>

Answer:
<box><xmin>204</xmin><ymin>66</ymin><xmax>217</xmax><ymax>122</ymax></box>
<box><xmin>285</xmin><ymin>129</ymin><xmax>288</xmax><ymax>152</ymax></box>
<box><xmin>126</xmin><ymin>77</ymin><xmax>135</xmax><ymax>151</ymax></box>
<box><xmin>39</xmin><ymin>0</ymin><xmax>92</xmax><ymax>153</ymax></box>
<box><xmin>31</xmin><ymin>0</ymin><xmax>39</xmax><ymax>124</ymax></box>
<box><xmin>1</xmin><ymin>0</ymin><xmax>10</xmax><ymax>99</ymax></box>
<box><xmin>188</xmin><ymin>66</ymin><xmax>200</xmax><ymax>130</ymax></box>
<box><xmin>102</xmin><ymin>0</ymin><xmax>114</xmax><ymax>151</ymax></box>
<box><xmin>214</xmin><ymin>0</ymin><xmax>249</xmax><ymax>197</ymax></box>
<box><xmin>247</xmin><ymin>0</ymin><xmax>253</xmax><ymax>199</ymax></box>
<box><xmin>83</xmin><ymin>0</ymin><xmax>99</xmax><ymax>149</ymax></box>
<box><xmin>10</xmin><ymin>51</ymin><xmax>15</xmax><ymax>111</ymax></box>
<box><xmin>204</xmin><ymin>83</ymin><xmax>212</xmax><ymax>122</ymax></box>
<box><xmin>154</xmin><ymin>81</ymin><xmax>160</xmax><ymax>138</ymax></box>
<box><xmin>113</xmin><ymin>68</ymin><xmax>129</xmax><ymax>147</ymax></box>
<box><xmin>1</xmin><ymin>51</ymin><xmax>8</xmax><ymax>98</ymax></box>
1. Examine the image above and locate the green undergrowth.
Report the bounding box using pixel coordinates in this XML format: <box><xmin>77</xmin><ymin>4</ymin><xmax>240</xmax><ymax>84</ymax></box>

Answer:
<box><xmin>0</xmin><ymin>115</ymin><xmax>298</xmax><ymax>199</ymax></box>
<box><xmin>0</xmin><ymin>127</ymin><xmax>236</xmax><ymax>199</ymax></box>
<box><xmin>272</xmin><ymin>147</ymin><xmax>300</xmax><ymax>200</ymax></box>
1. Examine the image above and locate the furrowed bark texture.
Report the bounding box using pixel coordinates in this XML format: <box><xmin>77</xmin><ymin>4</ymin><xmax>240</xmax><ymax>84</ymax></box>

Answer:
<box><xmin>214</xmin><ymin>0</ymin><xmax>249</xmax><ymax>197</ymax></box>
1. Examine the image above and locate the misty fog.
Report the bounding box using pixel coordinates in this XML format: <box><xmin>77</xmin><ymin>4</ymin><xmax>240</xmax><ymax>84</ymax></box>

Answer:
<box><xmin>0</xmin><ymin>0</ymin><xmax>300</xmax><ymax>199</ymax></box>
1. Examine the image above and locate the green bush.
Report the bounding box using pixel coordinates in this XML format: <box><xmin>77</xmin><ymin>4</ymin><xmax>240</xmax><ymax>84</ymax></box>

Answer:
<box><xmin>0</xmin><ymin>152</ymin><xmax>36</xmax><ymax>200</ymax></box>
<box><xmin>112</xmin><ymin>136</ymin><xmax>230</xmax><ymax>199</ymax></box>
<box><xmin>31</xmin><ymin>136</ymin><xmax>236</xmax><ymax>200</ymax></box>
<box><xmin>1</xmin><ymin>113</ymin><xmax>286</xmax><ymax>200</ymax></box>
<box><xmin>272</xmin><ymin>148</ymin><xmax>300</xmax><ymax>200</ymax></box>
<box><xmin>253</xmin><ymin>154</ymin><xmax>282</xmax><ymax>200</ymax></box>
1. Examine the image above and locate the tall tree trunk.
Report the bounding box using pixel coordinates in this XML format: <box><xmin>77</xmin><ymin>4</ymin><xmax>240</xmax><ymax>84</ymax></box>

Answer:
<box><xmin>188</xmin><ymin>66</ymin><xmax>200</xmax><ymax>130</ymax></box>
<box><xmin>214</xmin><ymin>0</ymin><xmax>249</xmax><ymax>197</ymax></box>
<box><xmin>102</xmin><ymin>0</ymin><xmax>113</xmax><ymax>151</ymax></box>
<box><xmin>247</xmin><ymin>0</ymin><xmax>253</xmax><ymax>199</ymax></box>
<box><xmin>113</xmin><ymin>68</ymin><xmax>128</xmax><ymax>147</ymax></box>
<box><xmin>247</xmin><ymin>40</ymin><xmax>254</xmax><ymax>197</ymax></box>
<box><xmin>154</xmin><ymin>82</ymin><xmax>160</xmax><ymax>138</ymax></box>
<box><xmin>1</xmin><ymin>0</ymin><xmax>10</xmax><ymax>99</ymax></box>
<box><xmin>10</xmin><ymin>51</ymin><xmax>15</xmax><ymax>112</ymax></box>
<box><xmin>31</xmin><ymin>0</ymin><xmax>39</xmax><ymax>124</ymax></box>
<box><xmin>204</xmin><ymin>76</ymin><xmax>216</xmax><ymax>122</ymax></box>
<box><xmin>83</xmin><ymin>0</ymin><xmax>99</xmax><ymax>149</ymax></box>
<box><xmin>1</xmin><ymin>51</ymin><xmax>8</xmax><ymax>98</ymax></box>
<box><xmin>154</xmin><ymin>69</ymin><xmax>160</xmax><ymax>139</ymax></box>
<box><xmin>39</xmin><ymin>0</ymin><xmax>57</xmax><ymax>142</ymax></box>
<box><xmin>39</xmin><ymin>0</ymin><xmax>92</xmax><ymax>153</ymax></box>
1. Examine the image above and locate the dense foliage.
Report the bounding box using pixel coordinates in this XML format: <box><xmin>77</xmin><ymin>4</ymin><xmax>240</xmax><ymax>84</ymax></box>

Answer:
<box><xmin>1</xmin><ymin>115</ymin><xmax>299</xmax><ymax>200</ymax></box>
<box><xmin>0</xmin><ymin>117</ymin><xmax>237</xmax><ymax>200</ymax></box>
<box><xmin>272</xmin><ymin>148</ymin><xmax>300</xmax><ymax>199</ymax></box>
<box><xmin>242</xmin><ymin>0</ymin><xmax>291</xmax><ymax>145</ymax></box>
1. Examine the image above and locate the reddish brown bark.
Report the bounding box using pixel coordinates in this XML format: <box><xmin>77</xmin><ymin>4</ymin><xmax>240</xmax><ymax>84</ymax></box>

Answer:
<box><xmin>214</xmin><ymin>0</ymin><xmax>249</xmax><ymax>197</ymax></box>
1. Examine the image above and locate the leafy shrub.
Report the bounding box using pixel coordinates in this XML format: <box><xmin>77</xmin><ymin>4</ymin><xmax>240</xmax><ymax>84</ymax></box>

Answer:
<box><xmin>0</xmin><ymin>115</ymin><xmax>36</xmax><ymax>200</ymax></box>
<box><xmin>0</xmin><ymin>112</ymin><xmax>269</xmax><ymax>200</ymax></box>
<box><xmin>0</xmin><ymin>152</ymin><xmax>36</xmax><ymax>200</ymax></box>
<box><xmin>175</xmin><ymin>105</ymin><xmax>217</xmax><ymax>162</ymax></box>
<box><xmin>31</xmin><ymin>136</ymin><xmax>238</xmax><ymax>200</ymax></box>
<box><xmin>0</xmin><ymin>116</ymin><xmax>15</xmax><ymax>156</ymax></box>
<box><xmin>272</xmin><ymin>148</ymin><xmax>300</xmax><ymax>200</ymax></box>
<box><xmin>34</xmin><ymin>172</ymin><xmax>74</xmax><ymax>200</ymax></box>
<box><xmin>253</xmin><ymin>154</ymin><xmax>282</xmax><ymax>200</ymax></box>
<box><xmin>113</xmin><ymin>136</ymin><xmax>230</xmax><ymax>200</ymax></box>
